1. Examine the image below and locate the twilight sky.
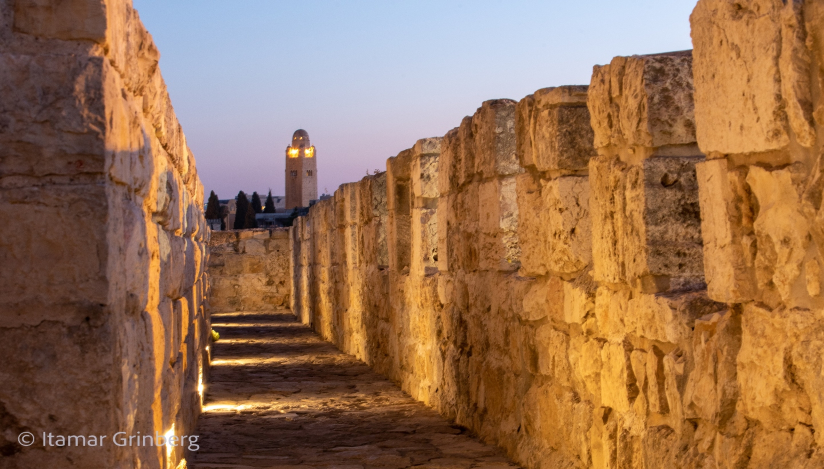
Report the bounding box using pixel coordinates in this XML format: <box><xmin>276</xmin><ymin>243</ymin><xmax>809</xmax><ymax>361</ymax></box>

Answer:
<box><xmin>132</xmin><ymin>0</ymin><xmax>697</xmax><ymax>201</ymax></box>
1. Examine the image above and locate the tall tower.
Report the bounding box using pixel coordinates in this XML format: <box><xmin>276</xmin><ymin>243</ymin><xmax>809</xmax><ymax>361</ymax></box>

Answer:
<box><xmin>285</xmin><ymin>129</ymin><xmax>318</xmax><ymax>209</ymax></box>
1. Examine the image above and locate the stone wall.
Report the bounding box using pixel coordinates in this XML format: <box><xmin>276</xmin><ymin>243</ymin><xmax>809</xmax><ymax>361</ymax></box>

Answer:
<box><xmin>0</xmin><ymin>1</ymin><xmax>209</xmax><ymax>468</ymax></box>
<box><xmin>208</xmin><ymin>229</ymin><xmax>291</xmax><ymax>313</ymax></box>
<box><xmin>291</xmin><ymin>2</ymin><xmax>824</xmax><ymax>467</ymax></box>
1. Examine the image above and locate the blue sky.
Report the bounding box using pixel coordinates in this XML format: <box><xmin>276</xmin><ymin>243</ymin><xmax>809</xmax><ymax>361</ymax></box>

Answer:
<box><xmin>132</xmin><ymin>0</ymin><xmax>697</xmax><ymax>200</ymax></box>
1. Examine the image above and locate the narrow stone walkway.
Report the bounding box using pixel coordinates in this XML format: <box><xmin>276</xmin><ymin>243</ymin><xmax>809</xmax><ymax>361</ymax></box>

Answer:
<box><xmin>190</xmin><ymin>311</ymin><xmax>520</xmax><ymax>469</ymax></box>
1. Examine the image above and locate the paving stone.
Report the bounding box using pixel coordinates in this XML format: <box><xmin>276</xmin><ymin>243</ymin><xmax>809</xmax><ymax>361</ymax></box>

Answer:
<box><xmin>191</xmin><ymin>311</ymin><xmax>520</xmax><ymax>469</ymax></box>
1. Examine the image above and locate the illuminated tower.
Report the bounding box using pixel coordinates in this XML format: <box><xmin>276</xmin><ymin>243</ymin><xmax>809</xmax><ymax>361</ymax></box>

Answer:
<box><xmin>285</xmin><ymin>129</ymin><xmax>318</xmax><ymax>209</ymax></box>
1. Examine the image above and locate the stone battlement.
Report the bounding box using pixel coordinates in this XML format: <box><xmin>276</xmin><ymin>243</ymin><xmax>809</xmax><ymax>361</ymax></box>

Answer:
<box><xmin>290</xmin><ymin>2</ymin><xmax>824</xmax><ymax>467</ymax></box>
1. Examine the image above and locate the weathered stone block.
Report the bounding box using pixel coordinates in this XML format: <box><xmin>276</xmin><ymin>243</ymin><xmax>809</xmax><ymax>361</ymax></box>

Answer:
<box><xmin>746</xmin><ymin>165</ymin><xmax>811</xmax><ymax>305</ymax></box>
<box><xmin>625</xmin><ymin>291</ymin><xmax>723</xmax><ymax>346</ymax></box>
<box><xmin>690</xmin><ymin>0</ymin><xmax>814</xmax><ymax>153</ymax></box>
<box><xmin>594</xmin><ymin>286</ymin><xmax>630</xmax><ymax>341</ymax></box>
<box><xmin>695</xmin><ymin>159</ymin><xmax>758</xmax><ymax>303</ymax></box>
<box><xmin>588</xmin><ymin>51</ymin><xmax>696</xmax><ymax>150</ymax></box>
<box><xmin>535</xmin><ymin>325</ymin><xmax>572</xmax><ymax>385</ymax></box>
<box><xmin>473</xmin><ymin>99</ymin><xmax>520</xmax><ymax>179</ymax></box>
<box><xmin>412</xmin><ymin>152</ymin><xmax>440</xmax><ymax>200</ymax></box>
<box><xmin>543</xmin><ymin>176</ymin><xmax>591</xmax><ymax>274</ymax></box>
<box><xmin>457</xmin><ymin>116</ymin><xmax>476</xmax><ymax>187</ymax></box>
<box><xmin>683</xmin><ymin>309</ymin><xmax>741</xmax><ymax>426</ymax></box>
<box><xmin>520</xmin><ymin>276</ymin><xmax>564</xmax><ymax>323</ymax></box>
<box><xmin>529</xmin><ymin>86</ymin><xmax>596</xmax><ymax>172</ymax></box>
<box><xmin>515</xmin><ymin>172</ymin><xmax>546</xmax><ymax>276</ymax></box>
<box><xmin>478</xmin><ymin>177</ymin><xmax>520</xmax><ymax>271</ymax></box>
<box><xmin>590</xmin><ymin>155</ymin><xmax>704</xmax><ymax>291</ymax></box>
<box><xmin>13</xmin><ymin>0</ymin><xmax>108</xmax><ymax>41</ymax></box>
<box><xmin>737</xmin><ymin>304</ymin><xmax>815</xmax><ymax>431</ymax></box>
<box><xmin>515</xmin><ymin>93</ymin><xmax>535</xmax><ymax>168</ymax></box>
<box><xmin>600</xmin><ymin>342</ymin><xmax>639</xmax><ymax>413</ymax></box>
<box><xmin>563</xmin><ymin>272</ymin><xmax>596</xmax><ymax>325</ymax></box>
<box><xmin>569</xmin><ymin>335</ymin><xmax>603</xmax><ymax>401</ymax></box>
<box><xmin>590</xmin><ymin>155</ymin><xmax>628</xmax><ymax>285</ymax></box>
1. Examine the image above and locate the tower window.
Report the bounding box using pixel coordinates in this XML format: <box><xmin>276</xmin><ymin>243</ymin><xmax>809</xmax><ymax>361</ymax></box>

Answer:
<box><xmin>306</xmin><ymin>170</ymin><xmax>313</xmax><ymax>176</ymax></box>
<box><xmin>290</xmin><ymin>170</ymin><xmax>298</xmax><ymax>177</ymax></box>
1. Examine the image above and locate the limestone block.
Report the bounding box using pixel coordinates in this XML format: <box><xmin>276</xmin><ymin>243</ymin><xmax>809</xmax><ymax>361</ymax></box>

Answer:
<box><xmin>645</xmin><ymin>345</ymin><xmax>670</xmax><ymax>415</ymax></box>
<box><xmin>569</xmin><ymin>335</ymin><xmax>603</xmax><ymax>400</ymax></box>
<box><xmin>0</xmin><ymin>53</ymin><xmax>107</xmax><ymax>176</ymax></box>
<box><xmin>594</xmin><ymin>287</ymin><xmax>630</xmax><ymax>341</ymax></box>
<box><xmin>387</xmin><ymin>150</ymin><xmax>414</xmax><ymax>272</ymax></box>
<box><xmin>535</xmin><ymin>325</ymin><xmax>572</xmax><ymax>386</ymax></box>
<box><xmin>457</xmin><ymin>116</ymin><xmax>476</xmax><ymax>187</ymax></box>
<box><xmin>478</xmin><ymin>177</ymin><xmax>520</xmax><ymax>271</ymax></box>
<box><xmin>472</xmin><ymin>99</ymin><xmax>520</xmax><ymax>179</ymax></box>
<box><xmin>13</xmin><ymin>0</ymin><xmax>108</xmax><ymax>41</ymax></box>
<box><xmin>413</xmin><ymin>153</ymin><xmax>440</xmax><ymax>200</ymax></box>
<box><xmin>588</xmin><ymin>51</ymin><xmax>696</xmax><ymax>150</ymax></box>
<box><xmin>0</xmin><ymin>184</ymin><xmax>108</xmax><ymax>326</ymax></box>
<box><xmin>105</xmin><ymin>2</ymin><xmax>161</xmax><ymax>95</ymax></box>
<box><xmin>439</xmin><ymin>128</ymin><xmax>459</xmax><ymax>195</ymax></box>
<box><xmin>600</xmin><ymin>342</ymin><xmax>639</xmax><ymax>413</ymax></box>
<box><xmin>625</xmin><ymin>291</ymin><xmax>723</xmax><ymax>346</ymax></box>
<box><xmin>662</xmin><ymin>347</ymin><xmax>688</xmax><ymax>425</ymax></box>
<box><xmin>563</xmin><ymin>272</ymin><xmax>596</xmax><ymax>325</ymax></box>
<box><xmin>695</xmin><ymin>159</ymin><xmax>758</xmax><ymax>303</ymax></box>
<box><xmin>690</xmin><ymin>0</ymin><xmax>814</xmax><ymax>153</ymax></box>
<box><xmin>412</xmin><ymin>207</ymin><xmax>437</xmax><ymax>272</ymax></box>
<box><xmin>590</xmin><ymin>155</ymin><xmax>704</xmax><ymax>291</ymax></box>
<box><xmin>590</xmin><ymin>155</ymin><xmax>628</xmax><ymax>285</ymax></box>
<box><xmin>737</xmin><ymin>304</ymin><xmax>816</xmax><ymax>431</ymax></box>
<box><xmin>437</xmin><ymin>196</ymin><xmax>451</xmax><ymax>272</ymax></box>
<box><xmin>807</xmin><ymin>259</ymin><xmax>822</xmax><ymax>297</ymax></box>
<box><xmin>747</xmin><ymin>165</ymin><xmax>811</xmax><ymax>304</ymax></box>
<box><xmin>515</xmin><ymin>172</ymin><xmax>547</xmax><ymax>276</ymax></box>
<box><xmin>683</xmin><ymin>309</ymin><xmax>742</xmax><ymax>426</ymax></box>
<box><xmin>543</xmin><ymin>176</ymin><xmax>591</xmax><ymax>274</ymax></box>
<box><xmin>530</xmin><ymin>86</ymin><xmax>595</xmax><ymax>172</ymax></box>
<box><xmin>520</xmin><ymin>276</ymin><xmax>564</xmax><ymax>323</ymax></box>
<box><xmin>333</xmin><ymin>186</ymin><xmax>347</xmax><ymax>228</ymax></box>
<box><xmin>515</xmin><ymin>93</ymin><xmax>536</xmax><ymax>168</ymax></box>
<box><xmin>240</xmin><ymin>238</ymin><xmax>267</xmax><ymax>256</ymax></box>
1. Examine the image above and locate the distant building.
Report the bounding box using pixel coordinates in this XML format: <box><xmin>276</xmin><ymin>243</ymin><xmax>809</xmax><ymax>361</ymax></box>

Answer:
<box><xmin>285</xmin><ymin>129</ymin><xmax>318</xmax><ymax>209</ymax></box>
<box><xmin>208</xmin><ymin>194</ymin><xmax>286</xmax><ymax>231</ymax></box>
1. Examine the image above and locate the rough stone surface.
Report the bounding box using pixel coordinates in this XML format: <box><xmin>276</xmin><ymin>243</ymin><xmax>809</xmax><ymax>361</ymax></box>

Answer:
<box><xmin>0</xmin><ymin>1</ymin><xmax>208</xmax><ymax>468</ymax></box>
<box><xmin>590</xmin><ymin>154</ymin><xmax>705</xmax><ymax>291</ymax></box>
<box><xmin>690</xmin><ymin>0</ymin><xmax>814</xmax><ymax>153</ymax></box>
<box><xmin>588</xmin><ymin>51</ymin><xmax>696</xmax><ymax>151</ymax></box>
<box><xmin>192</xmin><ymin>311</ymin><xmax>520</xmax><ymax>469</ymax></box>
<box><xmin>209</xmin><ymin>229</ymin><xmax>291</xmax><ymax>313</ymax></box>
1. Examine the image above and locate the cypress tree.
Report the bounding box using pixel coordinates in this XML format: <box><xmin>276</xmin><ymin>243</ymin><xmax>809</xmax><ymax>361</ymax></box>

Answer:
<box><xmin>264</xmin><ymin>190</ymin><xmax>276</xmax><ymax>213</ymax></box>
<box><xmin>233</xmin><ymin>191</ymin><xmax>248</xmax><ymax>230</ymax></box>
<box><xmin>250</xmin><ymin>191</ymin><xmax>263</xmax><ymax>214</ymax></box>
<box><xmin>244</xmin><ymin>195</ymin><xmax>258</xmax><ymax>229</ymax></box>
<box><xmin>205</xmin><ymin>190</ymin><xmax>221</xmax><ymax>219</ymax></box>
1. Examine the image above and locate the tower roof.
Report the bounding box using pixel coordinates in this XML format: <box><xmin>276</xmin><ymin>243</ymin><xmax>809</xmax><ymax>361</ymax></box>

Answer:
<box><xmin>292</xmin><ymin>129</ymin><xmax>310</xmax><ymax>147</ymax></box>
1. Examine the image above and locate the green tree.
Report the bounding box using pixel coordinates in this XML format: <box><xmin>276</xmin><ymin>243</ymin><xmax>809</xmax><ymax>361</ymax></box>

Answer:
<box><xmin>264</xmin><ymin>190</ymin><xmax>276</xmax><ymax>213</ymax></box>
<box><xmin>250</xmin><ymin>191</ymin><xmax>262</xmax><ymax>214</ymax></box>
<box><xmin>233</xmin><ymin>191</ymin><xmax>249</xmax><ymax>230</ymax></box>
<box><xmin>244</xmin><ymin>195</ymin><xmax>258</xmax><ymax>229</ymax></box>
<box><xmin>205</xmin><ymin>190</ymin><xmax>221</xmax><ymax>219</ymax></box>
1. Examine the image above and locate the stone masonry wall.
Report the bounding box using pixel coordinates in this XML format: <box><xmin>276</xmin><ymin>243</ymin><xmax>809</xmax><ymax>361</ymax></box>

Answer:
<box><xmin>291</xmin><ymin>2</ymin><xmax>824</xmax><ymax>467</ymax></box>
<box><xmin>208</xmin><ymin>229</ymin><xmax>290</xmax><ymax>313</ymax></box>
<box><xmin>0</xmin><ymin>1</ymin><xmax>209</xmax><ymax>468</ymax></box>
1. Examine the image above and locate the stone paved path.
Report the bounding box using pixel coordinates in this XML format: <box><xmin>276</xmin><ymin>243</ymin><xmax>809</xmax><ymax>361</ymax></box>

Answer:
<box><xmin>190</xmin><ymin>311</ymin><xmax>520</xmax><ymax>469</ymax></box>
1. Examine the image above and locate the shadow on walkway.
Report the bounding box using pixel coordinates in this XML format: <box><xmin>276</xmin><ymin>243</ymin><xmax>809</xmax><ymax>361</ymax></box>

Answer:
<box><xmin>190</xmin><ymin>311</ymin><xmax>520</xmax><ymax>469</ymax></box>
